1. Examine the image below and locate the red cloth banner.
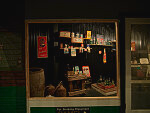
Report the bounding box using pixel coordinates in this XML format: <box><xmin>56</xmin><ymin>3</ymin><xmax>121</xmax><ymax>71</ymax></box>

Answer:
<box><xmin>37</xmin><ymin>36</ymin><xmax>48</xmax><ymax>58</ymax></box>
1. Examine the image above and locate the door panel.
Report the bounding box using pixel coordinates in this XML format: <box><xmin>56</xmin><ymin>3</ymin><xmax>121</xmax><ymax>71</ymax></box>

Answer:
<box><xmin>126</xmin><ymin>18</ymin><xmax>150</xmax><ymax>113</ymax></box>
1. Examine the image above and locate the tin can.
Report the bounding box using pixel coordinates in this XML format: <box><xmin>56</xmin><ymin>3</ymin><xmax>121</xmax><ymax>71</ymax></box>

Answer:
<box><xmin>81</xmin><ymin>44</ymin><xmax>84</xmax><ymax>47</ymax></box>
<box><xmin>71</xmin><ymin>32</ymin><xmax>75</xmax><ymax>38</ymax></box>
<box><xmin>80</xmin><ymin>34</ymin><xmax>83</xmax><ymax>38</ymax></box>
<box><xmin>60</xmin><ymin>43</ymin><xmax>63</xmax><ymax>48</ymax></box>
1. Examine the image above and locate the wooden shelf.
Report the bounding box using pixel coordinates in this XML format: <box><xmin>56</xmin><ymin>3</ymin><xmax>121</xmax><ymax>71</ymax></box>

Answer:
<box><xmin>71</xmin><ymin>37</ymin><xmax>83</xmax><ymax>43</ymax></box>
<box><xmin>90</xmin><ymin>44</ymin><xmax>112</xmax><ymax>46</ymax></box>
<box><xmin>59</xmin><ymin>36</ymin><xmax>71</xmax><ymax>38</ymax></box>
<box><xmin>67</xmin><ymin>75</ymin><xmax>90</xmax><ymax>81</ymax></box>
<box><xmin>131</xmin><ymin>63</ymin><xmax>150</xmax><ymax>65</ymax></box>
<box><xmin>110</xmin><ymin>40</ymin><xmax>116</xmax><ymax>43</ymax></box>
<box><xmin>131</xmin><ymin>80</ymin><xmax>150</xmax><ymax>83</ymax></box>
<box><xmin>68</xmin><ymin>89</ymin><xmax>86</xmax><ymax>96</ymax></box>
<box><xmin>131</xmin><ymin>50</ymin><xmax>147</xmax><ymax>53</ymax></box>
<box><xmin>84</xmin><ymin>38</ymin><xmax>91</xmax><ymax>40</ymax></box>
<box><xmin>60</xmin><ymin>47</ymin><xmax>92</xmax><ymax>50</ymax></box>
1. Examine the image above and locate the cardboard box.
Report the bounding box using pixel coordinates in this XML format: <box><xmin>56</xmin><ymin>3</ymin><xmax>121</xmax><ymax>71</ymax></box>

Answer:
<box><xmin>60</xmin><ymin>31</ymin><xmax>70</xmax><ymax>38</ymax></box>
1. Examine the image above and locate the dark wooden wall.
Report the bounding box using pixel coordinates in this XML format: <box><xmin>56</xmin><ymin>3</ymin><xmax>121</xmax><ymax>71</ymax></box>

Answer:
<box><xmin>25</xmin><ymin>0</ymin><xmax>150</xmax><ymax>19</ymax></box>
<box><xmin>1</xmin><ymin>0</ymin><xmax>150</xmax><ymax>113</ymax></box>
<box><xmin>0</xmin><ymin>1</ymin><xmax>25</xmax><ymax>113</ymax></box>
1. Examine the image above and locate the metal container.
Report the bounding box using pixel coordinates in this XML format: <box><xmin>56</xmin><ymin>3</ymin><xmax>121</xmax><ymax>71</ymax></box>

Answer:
<box><xmin>76</xmin><ymin>33</ymin><xmax>79</xmax><ymax>38</ymax></box>
<box><xmin>80</xmin><ymin>34</ymin><xmax>83</xmax><ymax>38</ymax></box>
<box><xmin>29</xmin><ymin>68</ymin><xmax>45</xmax><ymax>97</ymax></box>
<box><xmin>71</xmin><ymin>32</ymin><xmax>75</xmax><ymax>38</ymax></box>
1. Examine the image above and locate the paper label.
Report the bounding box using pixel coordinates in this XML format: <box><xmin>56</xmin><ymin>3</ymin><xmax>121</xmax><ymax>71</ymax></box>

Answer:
<box><xmin>37</xmin><ymin>36</ymin><xmax>48</xmax><ymax>58</ymax></box>
<box><xmin>71</xmin><ymin>48</ymin><xmax>76</xmax><ymax>56</ymax></box>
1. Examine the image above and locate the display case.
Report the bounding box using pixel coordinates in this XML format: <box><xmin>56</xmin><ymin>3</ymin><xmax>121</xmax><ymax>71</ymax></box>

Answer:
<box><xmin>25</xmin><ymin>19</ymin><xmax>120</xmax><ymax>113</ymax></box>
<box><xmin>125</xmin><ymin>18</ymin><xmax>150</xmax><ymax>113</ymax></box>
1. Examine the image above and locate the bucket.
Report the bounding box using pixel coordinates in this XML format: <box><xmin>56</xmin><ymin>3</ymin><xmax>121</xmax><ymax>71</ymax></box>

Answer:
<box><xmin>29</xmin><ymin>68</ymin><xmax>45</xmax><ymax>97</ymax></box>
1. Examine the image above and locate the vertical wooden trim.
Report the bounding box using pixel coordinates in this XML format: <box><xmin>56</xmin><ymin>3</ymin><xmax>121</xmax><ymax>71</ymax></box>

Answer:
<box><xmin>25</xmin><ymin>22</ymin><xmax>30</xmax><ymax>99</ymax></box>
<box><xmin>125</xmin><ymin>18</ymin><xmax>150</xmax><ymax>113</ymax></box>
<box><xmin>115</xmin><ymin>21</ymin><xmax>120</xmax><ymax>98</ymax></box>
<box><xmin>125</xmin><ymin>19</ymin><xmax>132</xmax><ymax>113</ymax></box>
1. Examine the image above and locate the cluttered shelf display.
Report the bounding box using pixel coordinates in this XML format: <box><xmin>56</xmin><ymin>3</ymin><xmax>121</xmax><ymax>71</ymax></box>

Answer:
<box><xmin>28</xmin><ymin>22</ymin><xmax>118</xmax><ymax>98</ymax></box>
<box><xmin>131</xmin><ymin>50</ymin><xmax>150</xmax><ymax>80</ymax></box>
<box><xmin>130</xmin><ymin>26</ymin><xmax>150</xmax><ymax>80</ymax></box>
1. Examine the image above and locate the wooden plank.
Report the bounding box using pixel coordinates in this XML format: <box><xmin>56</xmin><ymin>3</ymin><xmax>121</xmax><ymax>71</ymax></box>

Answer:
<box><xmin>0</xmin><ymin>79</ymin><xmax>25</xmax><ymax>86</ymax></box>
<box><xmin>91</xmin><ymin>83</ymin><xmax>117</xmax><ymax>96</ymax></box>
<box><xmin>25</xmin><ymin>19</ymin><xmax>119</xmax><ymax>24</ymax></box>
<box><xmin>67</xmin><ymin>75</ymin><xmax>89</xmax><ymax>81</ymax></box>
<box><xmin>68</xmin><ymin>89</ymin><xmax>86</xmax><ymax>96</ymax></box>
<box><xmin>69</xmin><ymin>81</ymin><xmax>73</xmax><ymax>92</ymax></box>
<box><xmin>25</xmin><ymin>22</ymin><xmax>30</xmax><ymax>99</ymax></box>
<box><xmin>82</xmin><ymin>80</ymin><xmax>85</xmax><ymax>90</ymax></box>
<box><xmin>90</xmin><ymin>44</ymin><xmax>112</xmax><ymax>46</ymax></box>
<box><xmin>0</xmin><ymin>70</ymin><xmax>25</xmax><ymax>86</ymax></box>
<box><xmin>0</xmin><ymin>76</ymin><xmax>25</xmax><ymax>80</ymax></box>
<box><xmin>115</xmin><ymin>21</ymin><xmax>120</xmax><ymax>98</ymax></box>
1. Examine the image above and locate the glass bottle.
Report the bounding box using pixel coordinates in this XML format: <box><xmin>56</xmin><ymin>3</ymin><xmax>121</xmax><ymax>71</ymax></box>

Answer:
<box><xmin>103</xmin><ymin>48</ymin><xmax>107</xmax><ymax>63</ymax></box>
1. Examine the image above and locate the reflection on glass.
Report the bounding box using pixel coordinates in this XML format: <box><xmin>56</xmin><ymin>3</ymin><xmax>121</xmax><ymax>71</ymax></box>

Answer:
<box><xmin>131</xmin><ymin>83</ymin><xmax>150</xmax><ymax>109</ymax></box>
<box><xmin>131</xmin><ymin>24</ymin><xmax>150</xmax><ymax>110</ymax></box>
<box><xmin>29</xmin><ymin>22</ymin><xmax>118</xmax><ymax>97</ymax></box>
<box><xmin>131</xmin><ymin>24</ymin><xmax>150</xmax><ymax>80</ymax></box>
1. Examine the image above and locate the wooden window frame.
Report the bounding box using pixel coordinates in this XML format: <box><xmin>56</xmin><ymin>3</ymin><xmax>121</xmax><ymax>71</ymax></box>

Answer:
<box><xmin>25</xmin><ymin>19</ymin><xmax>120</xmax><ymax>103</ymax></box>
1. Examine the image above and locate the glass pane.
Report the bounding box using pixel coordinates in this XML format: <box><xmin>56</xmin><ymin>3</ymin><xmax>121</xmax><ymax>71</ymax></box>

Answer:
<box><xmin>131</xmin><ymin>83</ymin><xmax>150</xmax><ymax>109</ymax></box>
<box><xmin>131</xmin><ymin>24</ymin><xmax>150</xmax><ymax>80</ymax></box>
<box><xmin>28</xmin><ymin>22</ymin><xmax>118</xmax><ymax>97</ymax></box>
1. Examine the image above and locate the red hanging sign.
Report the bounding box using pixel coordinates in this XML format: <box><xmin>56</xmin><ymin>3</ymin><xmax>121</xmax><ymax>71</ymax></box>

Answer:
<box><xmin>37</xmin><ymin>36</ymin><xmax>48</xmax><ymax>58</ymax></box>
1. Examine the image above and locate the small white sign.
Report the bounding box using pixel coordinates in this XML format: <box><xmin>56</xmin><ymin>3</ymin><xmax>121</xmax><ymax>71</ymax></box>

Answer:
<box><xmin>140</xmin><ymin>58</ymin><xmax>149</xmax><ymax>64</ymax></box>
<box><xmin>71</xmin><ymin>37</ymin><xmax>83</xmax><ymax>43</ymax></box>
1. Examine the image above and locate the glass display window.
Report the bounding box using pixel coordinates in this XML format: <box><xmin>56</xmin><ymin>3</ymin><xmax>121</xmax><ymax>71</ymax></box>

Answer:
<box><xmin>25</xmin><ymin>19</ymin><xmax>120</xmax><ymax>102</ymax></box>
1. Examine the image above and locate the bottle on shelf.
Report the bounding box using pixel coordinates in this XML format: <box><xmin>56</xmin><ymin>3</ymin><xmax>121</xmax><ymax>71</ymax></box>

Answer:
<box><xmin>80</xmin><ymin>34</ymin><xmax>83</xmax><ymax>39</ymax></box>
<box><xmin>104</xmin><ymin>79</ymin><xmax>107</xmax><ymax>86</ymax></box>
<box><xmin>90</xmin><ymin>35</ymin><xmax>93</xmax><ymax>44</ymax></box>
<box><xmin>103</xmin><ymin>48</ymin><xmax>107</xmax><ymax>63</ymax></box>
<box><xmin>71</xmin><ymin>32</ymin><xmax>75</xmax><ymax>38</ymax></box>
<box><xmin>112</xmin><ymin>79</ymin><xmax>115</xmax><ymax>85</ymax></box>
<box><xmin>76</xmin><ymin>32</ymin><xmax>79</xmax><ymax>38</ymax></box>
<box><xmin>73</xmin><ymin>66</ymin><xmax>75</xmax><ymax>74</ymax></box>
<box><xmin>60</xmin><ymin>43</ymin><xmax>63</xmax><ymax>49</ymax></box>
<box><xmin>93</xmin><ymin>36</ymin><xmax>96</xmax><ymax>44</ymax></box>
<box><xmin>97</xmin><ymin>75</ymin><xmax>103</xmax><ymax>84</ymax></box>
